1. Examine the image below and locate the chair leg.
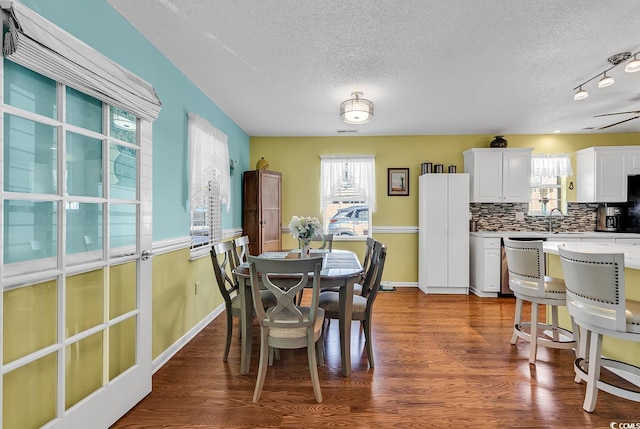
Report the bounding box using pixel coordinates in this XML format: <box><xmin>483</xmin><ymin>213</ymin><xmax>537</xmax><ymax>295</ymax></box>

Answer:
<box><xmin>307</xmin><ymin>336</ymin><xmax>323</xmax><ymax>403</ymax></box>
<box><xmin>363</xmin><ymin>317</ymin><xmax>375</xmax><ymax>368</ymax></box>
<box><xmin>511</xmin><ymin>298</ymin><xmax>523</xmax><ymax>344</ymax></box>
<box><xmin>253</xmin><ymin>329</ymin><xmax>270</xmax><ymax>403</ymax></box>
<box><xmin>529</xmin><ymin>302</ymin><xmax>539</xmax><ymax>364</ymax></box>
<box><xmin>223</xmin><ymin>311</ymin><xmax>233</xmax><ymax>362</ymax></box>
<box><xmin>583</xmin><ymin>330</ymin><xmax>603</xmax><ymax>412</ymax></box>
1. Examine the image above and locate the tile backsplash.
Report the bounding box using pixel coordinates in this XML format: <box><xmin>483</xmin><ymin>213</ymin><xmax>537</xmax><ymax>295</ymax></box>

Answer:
<box><xmin>469</xmin><ymin>202</ymin><xmax>599</xmax><ymax>232</ymax></box>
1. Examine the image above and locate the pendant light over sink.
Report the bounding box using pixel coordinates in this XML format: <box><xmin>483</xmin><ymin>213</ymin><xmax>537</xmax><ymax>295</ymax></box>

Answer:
<box><xmin>340</xmin><ymin>92</ymin><xmax>374</xmax><ymax>124</ymax></box>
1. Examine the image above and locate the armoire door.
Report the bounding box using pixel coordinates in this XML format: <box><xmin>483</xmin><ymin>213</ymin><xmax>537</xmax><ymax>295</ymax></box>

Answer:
<box><xmin>243</xmin><ymin>170</ymin><xmax>281</xmax><ymax>255</ymax></box>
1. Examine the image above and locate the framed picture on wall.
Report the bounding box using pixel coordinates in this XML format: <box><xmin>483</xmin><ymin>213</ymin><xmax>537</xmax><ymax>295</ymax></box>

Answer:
<box><xmin>388</xmin><ymin>168</ymin><xmax>409</xmax><ymax>196</ymax></box>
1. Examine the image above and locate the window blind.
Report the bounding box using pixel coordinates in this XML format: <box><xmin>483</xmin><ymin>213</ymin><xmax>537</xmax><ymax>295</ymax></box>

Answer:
<box><xmin>0</xmin><ymin>0</ymin><xmax>162</xmax><ymax>121</ymax></box>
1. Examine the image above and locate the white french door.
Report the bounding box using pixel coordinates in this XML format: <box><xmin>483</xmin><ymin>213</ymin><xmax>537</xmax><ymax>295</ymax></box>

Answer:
<box><xmin>0</xmin><ymin>58</ymin><xmax>152</xmax><ymax>429</ymax></box>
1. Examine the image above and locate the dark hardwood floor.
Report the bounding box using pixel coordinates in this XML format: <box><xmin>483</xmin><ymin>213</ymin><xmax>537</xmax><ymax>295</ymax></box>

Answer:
<box><xmin>112</xmin><ymin>289</ymin><xmax>637</xmax><ymax>428</ymax></box>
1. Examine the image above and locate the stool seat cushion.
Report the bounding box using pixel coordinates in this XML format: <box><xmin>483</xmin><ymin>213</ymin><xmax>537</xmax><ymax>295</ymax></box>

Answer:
<box><xmin>510</xmin><ymin>276</ymin><xmax>566</xmax><ymax>298</ymax></box>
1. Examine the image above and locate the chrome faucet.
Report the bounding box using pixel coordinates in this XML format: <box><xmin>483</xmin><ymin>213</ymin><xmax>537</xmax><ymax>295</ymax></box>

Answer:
<box><xmin>548</xmin><ymin>208</ymin><xmax>564</xmax><ymax>233</ymax></box>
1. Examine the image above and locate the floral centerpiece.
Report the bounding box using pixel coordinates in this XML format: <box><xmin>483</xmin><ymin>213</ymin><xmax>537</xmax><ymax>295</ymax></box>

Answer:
<box><xmin>288</xmin><ymin>216</ymin><xmax>321</xmax><ymax>258</ymax></box>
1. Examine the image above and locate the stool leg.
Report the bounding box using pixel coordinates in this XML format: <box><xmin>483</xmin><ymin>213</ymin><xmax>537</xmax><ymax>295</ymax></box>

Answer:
<box><xmin>575</xmin><ymin>326</ymin><xmax>590</xmax><ymax>384</ymax></box>
<box><xmin>511</xmin><ymin>297</ymin><xmax>523</xmax><ymax>345</ymax></box>
<box><xmin>529</xmin><ymin>302</ymin><xmax>538</xmax><ymax>364</ymax></box>
<box><xmin>583</xmin><ymin>330</ymin><xmax>602</xmax><ymax>412</ymax></box>
<box><xmin>550</xmin><ymin>305</ymin><xmax>560</xmax><ymax>342</ymax></box>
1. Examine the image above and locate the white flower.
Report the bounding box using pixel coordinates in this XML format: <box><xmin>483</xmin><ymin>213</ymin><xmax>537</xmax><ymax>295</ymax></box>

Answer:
<box><xmin>288</xmin><ymin>216</ymin><xmax>321</xmax><ymax>242</ymax></box>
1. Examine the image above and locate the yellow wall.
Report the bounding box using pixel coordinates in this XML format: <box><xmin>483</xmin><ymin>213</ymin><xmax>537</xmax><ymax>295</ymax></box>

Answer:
<box><xmin>251</xmin><ymin>133</ymin><xmax>640</xmax><ymax>283</ymax></box>
<box><xmin>151</xmin><ymin>248</ymin><xmax>223</xmax><ymax>359</ymax></box>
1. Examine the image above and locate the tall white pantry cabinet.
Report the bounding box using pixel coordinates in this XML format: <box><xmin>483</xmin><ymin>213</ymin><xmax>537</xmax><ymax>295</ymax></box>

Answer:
<box><xmin>418</xmin><ymin>173</ymin><xmax>470</xmax><ymax>294</ymax></box>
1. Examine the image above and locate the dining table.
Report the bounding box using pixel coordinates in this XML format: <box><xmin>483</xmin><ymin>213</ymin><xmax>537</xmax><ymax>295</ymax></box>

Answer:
<box><xmin>234</xmin><ymin>248</ymin><xmax>364</xmax><ymax>377</ymax></box>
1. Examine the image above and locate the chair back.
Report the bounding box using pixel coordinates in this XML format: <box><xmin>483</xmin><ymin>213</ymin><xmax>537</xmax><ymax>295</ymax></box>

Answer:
<box><xmin>248</xmin><ymin>256</ymin><xmax>323</xmax><ymax>329</ymax></box>
<box><xmin>360</xmin><ymin>240</ymin><xmax>384</xmax><ymax>298</ymax></box>
<box><xmin>362</xmin><ymin>244</ymin><xmax>387</xmax><ymax>313</ymax></box>
<box><xmin>232</xmin><ymin>235</ymin><xmax>251</xmax><ymax>269</ymax></box>
<box><xmin>311</xmin><ymin>233</ymin><xmax>333</xmax><ymax>251</ymax></box>
<box><xmin>503</xmin><ymin>238</ymin><xmax>545</xmax><ymax>297</ymax></box>
<box><xmin>210</xmin><ymin>241</ymin><xmax>238</xmax><ymax>308</ymax></box>
<box><xmin>558</xmin><ymin>247</ymin><xmax>628</xmax><ymax>333</ymax></box>
<box><xmin>361</xmin><ymin>236</ymin><xmax>376</xmax><ymax>275</ymax></box>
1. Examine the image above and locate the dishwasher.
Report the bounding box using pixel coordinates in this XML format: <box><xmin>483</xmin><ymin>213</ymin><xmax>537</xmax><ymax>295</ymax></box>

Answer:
<box><xmin>500</xmin><ymin>236</ymin><xmax>547</xmax><ymax>296</ymax></box>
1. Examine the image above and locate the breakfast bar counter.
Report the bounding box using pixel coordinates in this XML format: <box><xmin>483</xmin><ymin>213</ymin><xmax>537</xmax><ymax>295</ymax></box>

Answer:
<box><xmin>543</xmin><ymin>241</ymin><xmax>640</xmax><ymax>367</ymax></box>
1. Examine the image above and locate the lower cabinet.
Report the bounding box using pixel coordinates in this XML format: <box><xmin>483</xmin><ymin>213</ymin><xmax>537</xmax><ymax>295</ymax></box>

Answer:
<box><xmin>469</xmin><ymin>236</ymin><xmax>501</xmax><ymax>297</ymax></box>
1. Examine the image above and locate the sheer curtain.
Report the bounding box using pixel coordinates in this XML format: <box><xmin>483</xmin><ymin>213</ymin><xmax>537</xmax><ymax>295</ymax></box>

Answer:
<box><xmin>531</xmin><ymin>154</ymin><xmax>574</xmax><ymax>177</ymax></box>
<box><xmin>188</xmin><ymin>113</ymin><xmax>230</xmax><ymax>211</ymax></box>
<box><xmin>320</xmin><ymin>155</ymin><xmax>376</xmax><ymax>211</ymax></box>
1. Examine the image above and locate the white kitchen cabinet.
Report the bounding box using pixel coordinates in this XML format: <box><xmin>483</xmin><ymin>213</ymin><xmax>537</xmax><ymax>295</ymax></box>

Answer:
<box><xmin>463</xmin><ymin>148</ymin><xmax>533</xmax><ymax>203</ymax></box>
<box><xmin>576</xmin><ymin>147</ymin><xmax>628</xmax><ymax>203</ymax></box>
<box><xmin>469</xmin><ymin>236</ymin><xmax>501</xmax><ymax>297</ymax></box>
<box><xmin>628</xmin><ymin>149</ymin><xmax>640</xmax><ymax>175</ymax></box>
<box><xmin>418</xmin><ymin>173</ymin><xmax>469</xmax><ymax>294</ymax></box>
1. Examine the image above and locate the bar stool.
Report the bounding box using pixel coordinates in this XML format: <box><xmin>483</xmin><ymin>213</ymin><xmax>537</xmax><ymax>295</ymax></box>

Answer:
<box><xmin>503</xmin><ymin>238</ymin><xmax>578</xmax><ymax>364</ymax></box>
<box><xmin>559</xmin><ymin>247</ymin><xmax>640</xmax><ymax>412</ymax></box>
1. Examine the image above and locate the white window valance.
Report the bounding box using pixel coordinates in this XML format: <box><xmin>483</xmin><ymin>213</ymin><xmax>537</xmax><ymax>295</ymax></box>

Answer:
<box><xmin>0</xmin><ymin>0</ymin><xmax>162</xmax><ymax>121</ymax></box>
<box><xmin>531</xmin><ymin>154</ymin><xmax>574</xmax><ymax>177</ymax></box>
<box><xmin>188</xmin><ymin>113</ymin><xmax>230</xmax><ymax>211</ymax></box>
<box><xmin>320</xmin><ymin>155</ymin><xmax>376</xmax><ymax>212</ymax></box>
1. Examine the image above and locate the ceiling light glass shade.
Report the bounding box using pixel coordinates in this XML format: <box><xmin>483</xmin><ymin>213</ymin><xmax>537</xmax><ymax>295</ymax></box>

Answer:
<box><xmin>574</xmin><ymin>87</ymin><xmax>589</xmax><ymax>100</ymax></box>
<box><xmin>625</xmin><ymin>55</ymin><xmax>640</xmax><ymax>73</ymax></box>
<box><xmin>340</xmin><ymin>92</ymin><xmax>374</xmax><ymax>124</ymax></box>
<box><xmin>598</xmin><ymin>73</ymin><xmax>615</xmax><ymax>88</ymax></box>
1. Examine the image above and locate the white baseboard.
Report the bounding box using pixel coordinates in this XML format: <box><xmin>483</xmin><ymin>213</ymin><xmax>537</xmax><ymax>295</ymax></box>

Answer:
<box><xmin>152</xmin><ymin>303</ymin><xmax>225</xmax><ymax>374</ymax></box>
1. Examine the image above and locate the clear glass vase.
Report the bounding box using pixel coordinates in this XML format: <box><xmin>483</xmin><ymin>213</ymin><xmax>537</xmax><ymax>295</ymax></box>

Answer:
<box><xmin>298</xmin><ymin>238</ymin><xmax>311</xmax><ymax>259</ymax></box>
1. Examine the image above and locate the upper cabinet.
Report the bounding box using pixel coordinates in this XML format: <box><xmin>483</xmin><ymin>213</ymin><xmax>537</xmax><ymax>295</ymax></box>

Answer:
<box><xmin>576</xmin><ymin>147</ymin><xmax>639</xmax><ymax>203</ymax></box>
<box><xmin>463</xmin><ymin>148</ymin><xmax>533</xmax><ymax>203</ymax></box>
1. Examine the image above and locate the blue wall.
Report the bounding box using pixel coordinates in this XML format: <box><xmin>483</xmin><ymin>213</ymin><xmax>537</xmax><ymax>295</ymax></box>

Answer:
<box><xmin>20</xmin><ymin>0</ymin><xmax>249</xmax><ymax>240</ymax></box>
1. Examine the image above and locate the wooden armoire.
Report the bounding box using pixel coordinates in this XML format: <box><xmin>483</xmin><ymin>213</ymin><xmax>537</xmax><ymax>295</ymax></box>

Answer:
<box><xmin>242</xmin><ymin>170</ymin><xmax>282</xmax><ymax>255</ymax></box>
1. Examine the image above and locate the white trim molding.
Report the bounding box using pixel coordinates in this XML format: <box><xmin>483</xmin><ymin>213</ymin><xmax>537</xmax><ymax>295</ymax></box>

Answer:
<box><xmin>373</xmin><ymin>226</ymin><xmax>418</xmax><ymax>234</ymax></box>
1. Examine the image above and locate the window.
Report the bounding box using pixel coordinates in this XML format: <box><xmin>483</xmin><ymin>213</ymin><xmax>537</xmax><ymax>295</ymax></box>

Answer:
<box><xmin>320</xmin><ymin>156</ymin><xmax>375</xmax><ymax>238</ymax></box>
<box><xmin>528</xmin><ymin>154</ymin><xmax>573</xmax><ymax>215</ymax></box>
<box><xmin>188</xmin><ymin>113</ymin><xmax>229</xmax><ymax>255</ymax></box>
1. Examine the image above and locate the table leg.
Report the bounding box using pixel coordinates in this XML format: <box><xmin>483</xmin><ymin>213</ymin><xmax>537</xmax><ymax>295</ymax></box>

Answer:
<box><xmin>338</xmin><ymin>279</ymin><xmax>354</xmax><ymax>377</ymax></box>
<box><xmin>239</xmin><ymin>277</ymin><xmax>253</xmax><ymax>375</ymax></box>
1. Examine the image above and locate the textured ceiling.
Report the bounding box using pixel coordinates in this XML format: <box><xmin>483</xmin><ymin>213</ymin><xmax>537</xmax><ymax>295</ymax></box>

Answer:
<box><xmin>108</xmin><ymin>0</ymin><xmax>640</xmax><ymax>137</ymax></box>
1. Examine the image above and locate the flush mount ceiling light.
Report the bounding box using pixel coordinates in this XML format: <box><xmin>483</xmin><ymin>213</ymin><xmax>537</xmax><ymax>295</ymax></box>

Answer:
<box><xmin>573</xmin><ymin>50</ymin><xmax>639</xmax><ymax>100</ymax></box>
<box><xmin>340</xmin><ymin>92</ymin><xmax>374</xmax><ymax>124</ymax></box>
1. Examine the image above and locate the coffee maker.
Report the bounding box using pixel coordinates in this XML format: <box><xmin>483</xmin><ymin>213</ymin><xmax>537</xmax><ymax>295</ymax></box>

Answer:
<box><xmin>596</xmin><ymin>205</ymin><xmax>621</xmax><ymax>232</ymax></box>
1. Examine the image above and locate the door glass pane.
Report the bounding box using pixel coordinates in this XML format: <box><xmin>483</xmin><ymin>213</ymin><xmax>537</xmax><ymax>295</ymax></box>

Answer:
<box><xmin>66</xmin><ymin>202</ymin><xmax>103</xmax><ymax>260</ymax></box>
<box><xmin>109</xmin><ymin>203</ymin><xmax>136</xmax><ymax>253</ymax></box>
<box><xmin>110</xmin><ymin>143</ymin><xmax>137</xmax><ymax>199</ymax></box>
<box><xmin>3</xmin><ymin>352</ymin><xmax>57</xmax><ymax>429</ymax></box>
<box><xmin>109</xmin><ymin>317</ymin><xmax>136</xmax><ymax>381</ymax></box>
<box><xmin>109</xmin><ymin>262</ymin><xmax>136</xmax><ymax>319</ymax></box>
<box><xmin>65</xmin><ymin>332</ymin><xmax>103</xmax><ymax>410</ymax></box>
<box><xmin>4</xmin><ymin>114</ymin><xmax>57</xmax><ymax>194</ymax></box>
<box><xmin>66</xmin><ymin>87</ymin><xmax>102</xmax><ymax>133</ymax></box>
<box><xmin>66</xmin><ymin>131</ymin><xmax>103</xmax><ymax>197</ymax></box>
<box><xmin>66</xmin><ymin>269</ymin><xmax>104</xmax><ymax>338</ymax></box>
<box><xmin>3</xmin><ymin>200</ymin><xmax>57</xmax><ymax>265</ymax></box>
<box><xmin>3</xmin><ymin>280</ymin><xmax>57</xmax><ymax>363</ymax></box>
<box><xmin>110</xmin><ymin>106</ymin><xmax>137</xmax><ymax>144</ymax></box>
<box><xmin>3</xmin><ymin>59</ymin><xmax>57</xmax><ymax>118</ymax></box>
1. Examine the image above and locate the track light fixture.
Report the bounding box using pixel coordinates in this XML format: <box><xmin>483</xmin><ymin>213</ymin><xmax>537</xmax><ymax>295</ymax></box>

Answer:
<box><xmin>626</xmin><ymin>55</ymin><xmax>640</xmax><ymax>73</ymax></box>
<box><xmin>573</xmin><ymin>50</ymin><xmax>639</xmax><ymax>100</ymax></box>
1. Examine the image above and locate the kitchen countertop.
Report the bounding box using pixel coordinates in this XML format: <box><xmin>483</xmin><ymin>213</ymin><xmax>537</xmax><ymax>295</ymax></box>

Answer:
<box><xmin>470</xmin><ymin>231</ymin><xmax>640</xmax><ymax>239</ymax></box>
<box><xmin>543</xmin><ymin>241</ymin><xmax>640</xmax><ymax>270</ymax></box>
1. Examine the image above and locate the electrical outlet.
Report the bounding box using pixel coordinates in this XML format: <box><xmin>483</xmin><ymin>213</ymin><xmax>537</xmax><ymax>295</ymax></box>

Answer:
<box><xmin>515</xmin><ymin>212</ymin><xmax>524</xmax><ymax>221</ymax></box>
<box><xmin>194</xmin><ymin>281</ymin><xmax>200</xmax><ymax>295</ymax></box>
